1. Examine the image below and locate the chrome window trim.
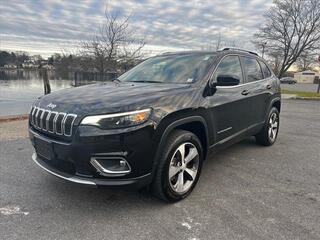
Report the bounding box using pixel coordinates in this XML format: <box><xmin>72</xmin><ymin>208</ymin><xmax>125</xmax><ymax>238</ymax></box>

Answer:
<box><xmin>216</xmin><ymin>78</ymin><xmax>269</xmax><ymax>89</ymax></box>
<box><xmin>209</xmin><ymin>53</ymin><xmax>270</xmax><ymax>89</ymax></box>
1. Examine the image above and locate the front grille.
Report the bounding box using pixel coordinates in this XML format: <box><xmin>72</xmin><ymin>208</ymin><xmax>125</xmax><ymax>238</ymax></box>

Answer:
<box><xmin>30</xmin><ymin>107</ymin><xmax>77</xmax><ymax>137</ymax></box>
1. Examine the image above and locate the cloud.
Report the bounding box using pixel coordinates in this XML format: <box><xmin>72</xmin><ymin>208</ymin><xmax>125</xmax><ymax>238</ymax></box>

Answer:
<box><xmin>0</xmin><ymin>0</ymin><xmax>273</xmax><ymax>57</ymax></box>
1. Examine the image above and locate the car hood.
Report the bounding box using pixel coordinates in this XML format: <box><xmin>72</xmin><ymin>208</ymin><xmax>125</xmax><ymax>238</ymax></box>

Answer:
<box><xmin>34</xmin><ymin>81</ymin><xmax>195</xmax><ymax>116</ymax></box>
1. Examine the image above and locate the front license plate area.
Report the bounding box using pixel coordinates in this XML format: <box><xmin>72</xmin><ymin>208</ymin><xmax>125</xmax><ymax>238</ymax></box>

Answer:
<box><xmin>34</xmin><ymin>137</ymin><xmax>53</xmax><ymax>160</ymax></box>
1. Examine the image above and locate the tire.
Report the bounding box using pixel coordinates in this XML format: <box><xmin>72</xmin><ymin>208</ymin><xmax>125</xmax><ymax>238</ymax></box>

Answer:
<box><xmin>152</xmin><ymin>130</ymin><xmax>203</xmax><ymax>202</ymax></box>
<box><xmin>255</xmin><ymin>107</ymin><xmax>280</xmax><ymax>146</ymax></box>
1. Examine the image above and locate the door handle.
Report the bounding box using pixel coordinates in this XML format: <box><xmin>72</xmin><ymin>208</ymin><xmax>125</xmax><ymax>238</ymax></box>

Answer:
<box><xmin>241</xmin><ymin>90</ymin><xmax>250</xmax><ymax>96</ymax></box>
<box><xmin>266</xmin><ymin>84</ymin><xmax>272</xmax><ymax>89</ymax></box>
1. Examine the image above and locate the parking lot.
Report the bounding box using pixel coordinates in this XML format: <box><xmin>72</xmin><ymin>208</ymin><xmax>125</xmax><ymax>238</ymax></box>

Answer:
<box><xmin>1</xmin><ymin>99</ymin><xmax>320</xmax><ymax>240</ymax></box>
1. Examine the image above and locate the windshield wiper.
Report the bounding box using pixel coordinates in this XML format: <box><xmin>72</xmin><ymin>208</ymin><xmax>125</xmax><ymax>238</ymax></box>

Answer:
<box><xmin>130</xmin><ymin>80</ymin><xmax>164</xmax><ymax>83</ymax></box>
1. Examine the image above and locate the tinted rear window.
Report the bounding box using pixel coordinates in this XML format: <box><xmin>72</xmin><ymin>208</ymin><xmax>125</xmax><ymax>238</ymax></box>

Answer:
<box><xmin>242</xmin><ymin>57</ymin><xmax>263</xmax><ymax>82</ymax></box>
<box><xmin>259</xmin><ymin>61</ymin><xmax>272</xmax><ymax>78</ymax></box>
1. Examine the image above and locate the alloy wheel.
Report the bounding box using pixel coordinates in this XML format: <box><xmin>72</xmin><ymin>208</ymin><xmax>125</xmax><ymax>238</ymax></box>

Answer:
<box><xmin>268</xmin><ymin>112</ymin><xmax>279</xmax><ymax>142</ymax></box>
<box><xmin>168</xmin><ymin>142</ymin><xmax>200</xmax><ymax>194</ymax></box>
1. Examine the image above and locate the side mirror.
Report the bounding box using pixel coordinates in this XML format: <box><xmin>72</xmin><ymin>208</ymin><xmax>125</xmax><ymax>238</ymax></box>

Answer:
<box><xmin>213</xmin><ymin>75</ymin><xmax>240</xmax><ymax>87</ymax></box>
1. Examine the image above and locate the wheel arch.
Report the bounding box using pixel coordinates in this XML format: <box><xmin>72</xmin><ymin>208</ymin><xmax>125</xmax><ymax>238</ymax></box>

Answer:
<box><xmin>151</xmin><ymin>115</ymin><xmax>210</xmax><ymax>179</ymax></box>
<box><xmin>272</xmin><ymin>98</ymin><xmax>281</xmax><ymax>112</ymax></box>
<box><xmin>266</xmin><ymin>97</ymin><xmax>281</xmax><ymax>119</ymax></box>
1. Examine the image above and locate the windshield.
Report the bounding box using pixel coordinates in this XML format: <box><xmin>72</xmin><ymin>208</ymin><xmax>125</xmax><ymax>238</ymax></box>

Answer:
<box><xmin>118</xmin><ymin>54</ymin><xmax>216</xmax><ymax>84</ymax></box>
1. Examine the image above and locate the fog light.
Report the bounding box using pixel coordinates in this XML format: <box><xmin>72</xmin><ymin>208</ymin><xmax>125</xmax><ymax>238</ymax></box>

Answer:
<box><xmin>90</xmin><ymin>156</ymin><xmax>131</xmax><ymax>177</ymax></box>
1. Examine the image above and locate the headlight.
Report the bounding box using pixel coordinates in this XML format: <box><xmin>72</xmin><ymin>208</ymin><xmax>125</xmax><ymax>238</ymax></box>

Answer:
<box><xmin>80</xmin><ymin>109</ymin><xmax>151</xmax><ymax>129</ymax></box>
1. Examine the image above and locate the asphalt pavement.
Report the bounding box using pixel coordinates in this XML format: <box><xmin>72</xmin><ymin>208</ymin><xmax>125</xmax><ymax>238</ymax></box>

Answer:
<box><xmin>0</xmin><ymin>100</ymin><xmax>320</xmax><ymax>240</ymax></box>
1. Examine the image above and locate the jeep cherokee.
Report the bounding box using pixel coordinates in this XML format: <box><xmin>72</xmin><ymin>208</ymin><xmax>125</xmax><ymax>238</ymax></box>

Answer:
<box><xmin>29</xmin><ymin>48</ymin><xmax>281</xmax><ymax>202</ymax></box>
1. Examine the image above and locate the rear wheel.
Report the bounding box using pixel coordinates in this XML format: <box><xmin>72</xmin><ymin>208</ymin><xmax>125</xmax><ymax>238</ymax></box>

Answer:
<box><xmin>255</xmin><ymin>107</ymin><xmax>280</xmax><ymax>146</ymax></box>
<box><xmin>152</xmin><ymin>130</ymin><xmax>203</xmax><ymax>202</ymax></box>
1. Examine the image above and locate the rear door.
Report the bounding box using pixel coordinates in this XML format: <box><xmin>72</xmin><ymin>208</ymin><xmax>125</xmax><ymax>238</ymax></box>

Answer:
<box><xmin>207</xmin><ymin>55</ymin><xmax>253</xmax><ymax>142</ymax></box>
<box><xmin>240</xmin><ymin>56</ymin><xmax>272</xmax><ymax>126</ymax></box>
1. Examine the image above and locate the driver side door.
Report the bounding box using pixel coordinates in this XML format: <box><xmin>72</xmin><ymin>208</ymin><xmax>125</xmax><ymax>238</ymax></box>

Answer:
<box><xmin>206</xmin><ymin>55</ymin><xmax>252</xmax><ymax>142</ymax></box>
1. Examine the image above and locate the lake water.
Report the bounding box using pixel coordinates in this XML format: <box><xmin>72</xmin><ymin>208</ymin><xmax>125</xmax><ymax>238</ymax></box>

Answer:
<box><xmin>0</xmin><ymin>70</ymin><xmax>93</xmax><ymax>117</ymax></box>
<box><xmin>0</xmin><ymin>78</ymin><xmax>75</xmax><ymax>116</ymax></box>
<box><xmin>0</xmin><ymin>69</ymin><xmax>119</xmax><ymax>117</ymax></box>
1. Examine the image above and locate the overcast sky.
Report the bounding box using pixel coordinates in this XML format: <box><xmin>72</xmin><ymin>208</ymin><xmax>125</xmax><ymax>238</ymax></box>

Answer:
<box><xmin>0</xmin><ymin>0</ymin><xmax>273</xmax><ymax>57</ymax></box>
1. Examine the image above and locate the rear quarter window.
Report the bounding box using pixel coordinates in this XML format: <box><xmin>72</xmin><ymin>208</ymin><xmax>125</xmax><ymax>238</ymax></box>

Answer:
<box><xmin>259</xmin><ymin>61</ymin><xmax>272</xmax><ymax>78</ymax></box>
<box><xmin>242</xmin><ymin>57</ymin><xmax>263</xmax><ymax>82</ymax></box>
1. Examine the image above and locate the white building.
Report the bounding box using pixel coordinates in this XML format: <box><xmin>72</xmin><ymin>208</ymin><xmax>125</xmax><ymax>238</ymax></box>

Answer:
<box><xmin>294</xmin><ymin>70</ymin><xmax>320</xmax><ymax>83</ymax></box>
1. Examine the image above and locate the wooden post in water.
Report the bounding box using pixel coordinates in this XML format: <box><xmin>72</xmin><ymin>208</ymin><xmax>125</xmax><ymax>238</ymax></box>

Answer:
<box><xmin>42</xmin><ymin>68</ymin><xmax>51</xmax><ymax>95</ymax></box>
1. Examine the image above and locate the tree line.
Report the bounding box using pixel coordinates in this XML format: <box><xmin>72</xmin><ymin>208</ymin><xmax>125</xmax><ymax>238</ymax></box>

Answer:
<box><xmin>1</xmin><ymin>0</ymin><xmax>319</xmax><ymax>79</ymax></box>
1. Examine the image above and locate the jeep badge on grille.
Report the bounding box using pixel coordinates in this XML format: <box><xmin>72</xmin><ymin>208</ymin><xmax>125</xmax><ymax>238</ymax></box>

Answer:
<box><xmin>47</xmin><ymin>103</ymin><xmax>57</xmax><ymax>109</ymax></box>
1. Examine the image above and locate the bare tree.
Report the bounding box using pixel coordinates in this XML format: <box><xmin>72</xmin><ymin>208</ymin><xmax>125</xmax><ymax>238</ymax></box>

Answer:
<box><xmin>79</xmin><ymin>5</ymin><xmax>145</xmax><ymax>74</ymax></box>
<box><xmin>296</xmin><ymin>51</ymin><xmax>318</xmax><ymax>71</ymax></box>
<box><xmin>201</xmin><ymin>33</ymin><xmax>226</xmax><ymax>51</ymax></box>
<box><xmin>215</xmin><ymin>32</ymin><xmax>223</xmax><ymax>50</ymax></box>
<box><xmin>253</xmin><ymin>0</ymin><xmax>320</xmax><ymax>77</ymax></box>
<box><xmin>267</xmin><ymin>50</ymin><xmax>283</xmax><ymax>75</ymax></box>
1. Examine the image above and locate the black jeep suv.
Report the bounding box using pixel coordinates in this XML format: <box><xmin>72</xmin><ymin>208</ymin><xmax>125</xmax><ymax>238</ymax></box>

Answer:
<box><xmin>29</xmin><ymin>48</ymin><xmax>281</xmax><ymax>202</ymax></box>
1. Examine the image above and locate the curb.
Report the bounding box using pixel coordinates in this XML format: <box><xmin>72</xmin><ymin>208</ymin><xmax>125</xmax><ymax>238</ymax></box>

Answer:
<box><xmin>281</xmin><ymin>94</ymin><xmax>320</xmax><ymax>101</ymax></box>
<box><xmin>0</xmin><ymin>114</ymin><xmax>29</xmax><ymax>123</ymax></box>
<box><xmin>291</xmin><ymin>97</ymin><xmax>320</xmax><ymax>101</ymax></box>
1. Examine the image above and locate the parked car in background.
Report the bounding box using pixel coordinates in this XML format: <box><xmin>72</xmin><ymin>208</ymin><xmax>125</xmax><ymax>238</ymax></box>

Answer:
<box><xmin>280</xmin><ymin>77</ymin><xmax>297</xmax><ymax>84</ymax></box>
<box><xmin>29</xmin><ymin>48</ymin><xmax>281</xmax><ymax>202</ymax></box>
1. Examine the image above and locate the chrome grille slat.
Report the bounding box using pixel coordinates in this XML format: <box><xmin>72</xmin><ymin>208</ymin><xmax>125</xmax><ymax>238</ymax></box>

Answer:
<box><xmin>64</xmin><ymin>114</ymin><xmax>77</xmax><ymax>137</ymax></box>
<box><xmin>61</xmin><ymin>114</ymin><xmax>68</xmax><ymax>135</ymax></box>
<box><xmin>46</xmin><ymin>111</ymin><xmax>51</xmax><ymax>132</ymax></box>
<box><xmin>33</xmin><ymin>108</ymin><xmax>39</xmax><ymax>127</ymax></box>
<box><xmin>35</xmin><ymin>108</ymin><xmax>41</xmax><ymax>128</ymax></box>
<box><xmin>55</xmin><ymin>113</ymin><xmax>66</xmax><ymax>135</ymax></box>
<box><xmin>52</xmin><ymin>112</ymin><xmax>59</xmax><ymax>134</ymax></box>
<box><xmin>31</xmin><ymin>107</ymin><xmax>36</xmax><ymax>125</ymax></box>
<box><xmin>29</xmin><ymin>107</ymin><xmax>77</xmax><ymax>137</ymax></box>
<box><xmin>39</xmin><ymin>110</ymin><xmax>45</xmax><ymax>129</ymax></box>
<box><xmin>48</xmin><ymin>112</ymin><xmax>57</xmax><ymax>133</ymax></box>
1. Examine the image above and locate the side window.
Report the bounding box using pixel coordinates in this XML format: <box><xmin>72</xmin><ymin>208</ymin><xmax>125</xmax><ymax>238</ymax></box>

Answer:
<box><xmin>242</xmin><ymin>57</ymin><xmax>263</xmax><ymax>82</ymax></box>
<box><xmin>213</xmin><ymin>55</ymin><xmax>243</xmax><ymax>85</ymax></box>
<box><xmin>259</xmin><ymin>61</ymin><xmax>272</xmax><ymax>78</ymax></box>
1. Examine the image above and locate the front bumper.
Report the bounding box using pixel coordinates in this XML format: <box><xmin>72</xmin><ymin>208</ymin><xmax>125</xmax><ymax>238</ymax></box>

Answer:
<box><xmin>29</xmin><ymin>123</ymin><xmax>157</xmax><ymax>189</ymax></box>
<box><xmin>32</xmin><ymin>153</ymin><xmax>152</xmax><ymax>188</ymax></box>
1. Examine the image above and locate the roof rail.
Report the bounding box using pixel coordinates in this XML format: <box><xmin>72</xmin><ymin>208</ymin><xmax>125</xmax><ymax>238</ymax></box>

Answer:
<box><xmin>222</xmin><ymin>48</ymin><xmax>258</xmax><ymax>56</ymax></box>
<box><xmin>161</xmin><ymin>51</ymin><xmax>173</xmax><ymax>55</ymax></box>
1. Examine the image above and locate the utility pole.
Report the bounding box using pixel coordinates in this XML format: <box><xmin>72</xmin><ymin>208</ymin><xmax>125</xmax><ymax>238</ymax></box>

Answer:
<box><xmin>262</xmin><ymin>42</ymin><xmax>267</xmax><ymax>58</ymax></box>
<box><xmin>317</xmin><ymin>55</ymin><xmax>320</xmax><ymax>93</ymax></box>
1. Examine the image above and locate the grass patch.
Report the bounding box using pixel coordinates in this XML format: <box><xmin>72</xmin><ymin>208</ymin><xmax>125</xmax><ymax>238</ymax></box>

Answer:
<box><xmin>281</xmin><ymin>89</ymin><xmax>320</xmax><ymax>98</ymax></box>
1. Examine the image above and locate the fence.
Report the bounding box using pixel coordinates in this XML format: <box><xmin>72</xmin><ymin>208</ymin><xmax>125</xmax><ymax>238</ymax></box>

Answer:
<box><xmin>72</xmin><ymin>71</ymin><xmax>118</xmax><ymax>87</ymax></box>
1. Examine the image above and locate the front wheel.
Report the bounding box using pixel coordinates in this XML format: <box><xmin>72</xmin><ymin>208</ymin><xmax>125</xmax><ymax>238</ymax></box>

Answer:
<box><xmin>152</xmin><ymin>130</ymin><xmax>203</xmax><ymax>202</ymax></box>
<box><xmin>255</xmin><ymin>107</ymin><xmax>280</xmax><ymax>146</ymax></box>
